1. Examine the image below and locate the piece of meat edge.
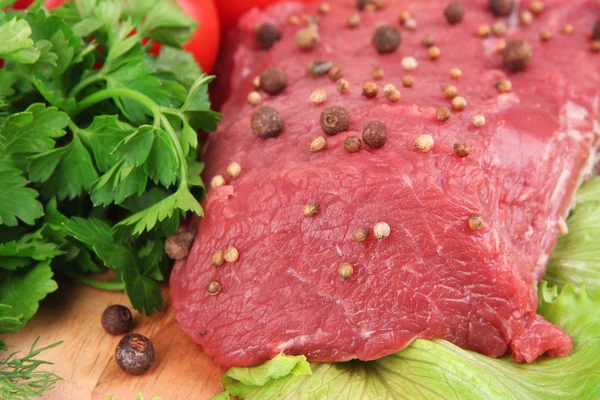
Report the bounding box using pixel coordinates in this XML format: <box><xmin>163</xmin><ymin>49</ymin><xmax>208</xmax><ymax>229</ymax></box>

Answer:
<box><xmin>171</xmin><ymin>0</ymin><xmax>600</xmax><ymax>367</ymax></box>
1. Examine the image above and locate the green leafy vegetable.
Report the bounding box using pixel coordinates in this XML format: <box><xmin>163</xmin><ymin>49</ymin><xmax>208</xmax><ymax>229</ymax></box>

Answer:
<box><xmin>0</xmin><ymin>338</ymin><xmax>62</xmax><ymax>399</ymax></box>
<box><xmin>0</xmin><ymin>0</ymin><xmax>220</xmax><ymax>319</ymax></box>
<box><xmin>546</xmin><ymin>176</ymin><xmax>600</xmax><ymax>290</ymax></box>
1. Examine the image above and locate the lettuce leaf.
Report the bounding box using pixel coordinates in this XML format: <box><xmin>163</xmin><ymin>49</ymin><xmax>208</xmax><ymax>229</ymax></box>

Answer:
<box><xmin>213</xmin><ymin>284</ymin><xmax>600</xmax><ymax>400</ymax></box>
<box><xmin>546</xmin><ymin>176</ymin><xmax>600</xmax><ymax>290</ymax></box>
<box><xmin>212</xmin><ymin>177</ymin><xmax>600</xmax><ymax>400</ymax></box>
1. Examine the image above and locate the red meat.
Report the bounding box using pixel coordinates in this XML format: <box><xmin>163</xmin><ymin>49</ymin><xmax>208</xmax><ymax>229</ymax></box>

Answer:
<box><xmin>171</xmin><ymin>0</ymin><xmax>600</xmax><ymax>367</ymax></box>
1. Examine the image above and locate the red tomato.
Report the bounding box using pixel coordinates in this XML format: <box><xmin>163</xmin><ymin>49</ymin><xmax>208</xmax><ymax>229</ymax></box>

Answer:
<box><xmin>9</xmin><ymin>0</ymin><xmax>34</xmax><ymax>8</ymax></box>
<box><xmin>216</xmin><ymin>0</ymin><xmax>311</xmax><ymax>31</ymax></box>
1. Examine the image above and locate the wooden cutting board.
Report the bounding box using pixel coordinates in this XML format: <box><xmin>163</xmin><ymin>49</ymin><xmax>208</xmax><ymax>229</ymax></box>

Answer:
<box><xmin>2</xmin><ymin>281</ymin><xmax>227</xmax><ymax>399</ymax></box>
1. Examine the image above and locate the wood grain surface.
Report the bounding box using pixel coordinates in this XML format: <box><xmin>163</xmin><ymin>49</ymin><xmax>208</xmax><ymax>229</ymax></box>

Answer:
<box><xmin>2</xmin><ymin>280</ymin><xmax>227</xmax><ymax>400</ymax></box>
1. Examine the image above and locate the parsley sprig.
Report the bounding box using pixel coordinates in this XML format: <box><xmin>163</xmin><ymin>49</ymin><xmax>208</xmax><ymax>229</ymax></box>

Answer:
<box><xmin>0</xmin><ymin>0</ymin><xmax>221</xmax><ymax>329</ymax></box>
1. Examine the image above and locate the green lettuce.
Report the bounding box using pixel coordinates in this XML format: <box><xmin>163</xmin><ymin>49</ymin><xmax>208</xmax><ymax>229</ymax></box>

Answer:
<box><xmin>212</xmin><ymin>179</ymin><xmax>600</xmax><ymax>400</ymax></box>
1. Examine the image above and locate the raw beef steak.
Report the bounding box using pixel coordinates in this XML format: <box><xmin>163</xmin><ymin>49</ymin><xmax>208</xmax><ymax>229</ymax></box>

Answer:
<box><xmin>171</xmin><ymin>0</ymin><xmax>600</xmax><ymax>367</ymax></box>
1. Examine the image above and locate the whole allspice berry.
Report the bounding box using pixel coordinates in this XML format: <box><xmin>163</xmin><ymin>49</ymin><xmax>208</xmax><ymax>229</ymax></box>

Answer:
<box><xmin>251</xmin><ymin>106</ymin><xmax>284</xmax><ymax>138</ymax></box>
<box><xmin>320</xmin><ymin>106</ymin><xmax>350</xmax><ymax>135</ymax></box>
<box><xmin>489</xmin><ymin>0</ymin><xmax>514</xmax><ymax>17</ymax></box>
<box><xmin>260</xmin><ymin>68</ymin><xmax>288</xmax><ymax>95</ymax></box>
<box><xmin>101</xmin><ymin>305</ymin><xmax>134</xmax><ymax>335</ymax></box>
<box><xmin>372</xmin><ymin>25</ymin><xmax>401</xmax><ymax>53</ymax></box>
<box><xmin>165</xmin><ymin>231</ymin><xmax>196</xmax><ymax>260</ymax></box>
<box><xmin>344</xmin><ymin>136</ymin><xmax>362</xmax><ymax>153</ymax></box>
<box><xmin>362</xmin><ymin>120</ymin><xmax>387</xmax><ymax>148</ymax></box>
<box><xmin>502</xmin><ymin>39</ymin><xmax>532</xmax><ymax>72</ymax></box>
<box><xmin>444</xmin><ymin>2</ymin><xmax>465</xmax><ymax>25</ymax></box>
<box><xmin>115</xmin><ymin>334</ymin><xmax>154</xmax><ymax>375</ymax></box>
<box><xmin>255</xmin><ymin>24</ymin><xmax>281</xmax><ymax>50</ymax></box>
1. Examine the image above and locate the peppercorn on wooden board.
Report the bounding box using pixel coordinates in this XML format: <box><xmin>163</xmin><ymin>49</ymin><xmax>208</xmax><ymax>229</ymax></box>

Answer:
<box><xmin>2</xmin><ymin>281</ymin><xmax>226</xmax><ymax>400</ymax></box>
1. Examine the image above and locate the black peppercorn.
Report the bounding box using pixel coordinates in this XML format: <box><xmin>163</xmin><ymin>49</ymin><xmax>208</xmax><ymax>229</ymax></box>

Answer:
<box><xmin>101</xmin><ymin>305</ymin><xmax>134</xmax><ymax>335</ymax></box>
<box><xmin>489</xmin><ymin>0</ymin><xmax>514</xmax><ymax>17</ymax></box>
<box><xmin>320</xmin><ymin>106</ymin><xmax>350</xmax><ymax>135</ymax></box>
<box><xmin>260</xmin><ymin>68</ymin><xmax>288</xmax><ymax>95</ymax></box>
<box><xmin>256</xmin><ymin>24</ymin><xmax>281</xmax><ymax>50</ymax></box>
<box><xmin>251</xmin><ymin>106</ymin><xmax>284</xmax><ymax>138</ymax></box>
<box><xmin>444</xmin><ymin>2</ymin><xmax>465</xmax><ymax>25</ymax></box>
<box><xmin>362</xmin><ymin>121</ymin><xmax>387</xmax><ymax>148</ymax></box>
<box><xmin>502</xmin><ymin>39</ymin><xmax>532</xmax><ymax>72</ymax></box>
<box><xmin>372</xmin><ymin>25</ymin><xmax>401</xmax><ymax>53</ymax></box>
<box><xmin>115</xmin><ymin>334</ymin><xmax>154</xmax><ymax>375</ymax></box>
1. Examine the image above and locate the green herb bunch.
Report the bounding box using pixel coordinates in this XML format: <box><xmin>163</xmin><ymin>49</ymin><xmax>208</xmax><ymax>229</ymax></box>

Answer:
<box><xmin>0</xmin><ymin>0</ymin><xmax>221</xmax><ymax>341</ymax></box>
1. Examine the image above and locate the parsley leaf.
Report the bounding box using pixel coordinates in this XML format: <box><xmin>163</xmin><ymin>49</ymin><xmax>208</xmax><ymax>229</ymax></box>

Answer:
<box><xmin>0</xmin><ymin>160</ymin><xmax>43</xmax><ymax>227</ymax></box>
<box><xmin>0</xmin><ymin>17</ymin><xmax>40</xmax><ymax>64</ymax></box>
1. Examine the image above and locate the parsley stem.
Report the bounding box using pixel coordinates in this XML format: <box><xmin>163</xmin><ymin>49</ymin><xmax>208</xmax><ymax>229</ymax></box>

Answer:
<box><xmin>65</xmin><ymin>271</ymin><xmax>125</xmax><ymax>291</ymax></box>
<box><xmin>68</xmin><ymin>73</ymin><xmax>104</xmax><ymax>98</ymax></box>
<box><xmin>160</xmin><ymin>113</ymin><xmax>188</xmax><ymax>188</ymax></box>
<box><xmin>74</xmin><ymin>88</ymin><xmax>160</xmax><ymax>122</ymax></box>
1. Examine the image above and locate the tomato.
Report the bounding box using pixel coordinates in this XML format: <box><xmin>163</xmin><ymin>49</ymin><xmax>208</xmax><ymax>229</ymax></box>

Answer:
<box><xmin>10</xmin><ymin>0</ymin><xmax>34</xmax><ymax>8</ymax></box>
<box><xmin>176</xmin><ymin>0</ymin><xmax>220</xmax><ymax>73</ymax></box>
<box><xmin>216</xmin><ymin>0</ymin><xmax>311</xmax><ymax>31</ymax></box>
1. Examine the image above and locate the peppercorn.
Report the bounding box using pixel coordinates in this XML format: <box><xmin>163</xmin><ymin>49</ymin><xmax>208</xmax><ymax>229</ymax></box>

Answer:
<box><xmin>247</xmin><ymin>91</ymin><xmax>261</xmax><ymax>106</ymax></box>
<box><xmin>454</xmin><ymin>142</ymin><xmax>471</xmax><ymax>157</ymax></box>
<box><xmin>401</xmin><ymin>56</ymin><xmax>418</xmax><ymax>71</ymax></box>
<box><xmin>362</xmin><ymin>121</ymin><xmax>387</xmax><ymax>148</ymax></box>
<box><xmin>372</xmin><ymin>66</ymin><xmax>385</xmax><ymax>80</ymax></box>
<box><xmin>211</xmin><ymin>174</ymin><xmax>226</xmax><ymax>189</ymax></box>
<box><xmin>449</xmin><ymin>67</ymin><xmax>462</xmax><ymax>79</ymax></box>
<box><xmin>444</xmin><ymin>2</ymin><xmax>465</xmax><ymax>25</ymax></box>
<box><xmin>212</xmin><ymin>250</ymin><xmax>225</xmax><ymax>267</ymax></box>
<box><xmin>592</xmin><ymin>41</ymin><xmax>600</xmax><ymax>53</ymax></box>
<box><xmin>594</xmin><ymin>20</ymin><xmax>600</xmax><ymax>40</ymax></box>
<box><xmin>251</xmin><ymin>106</ymin><xmax>284</xmax><ymax>139</ymax></box>
<box><xmin>398</xmin><ymin>10</ymin><xmax>411</xmax><ymax>23</ymax></box>
<box><xmin>344</xmin><ymin>136</ymin><xmax>362</xmax><ymax>153</ymax></box>
<box><xmin>402</xmin><ymin>75</ymin><xmax>414</xmax><ymax>87</ymax></box>
<box><xmin>227</xmin><ymin>162</ymin><xmax>242</xmax><ymax>179</ymax></box>
<box><xmin>492</xmin><ymin>22</ymin><xmax>507</xmax><ymax>37</ymax></box>
<box><xmin>495</xmin><ymin>78</ymin><xmax>512</xmax><ymax>93</ymax></box>
<box><xmin>256</xmin><ymin>24</ymin><xmax>281</xmax><ymax>50</ymax></box>
<box><xmin>320</xmin><ymin>106</ymin><xmax>350</xmax><ymax>135</ymax></box>
<box><xmin>372</xmin><ymin>25</ymin><xmax>401</xmax><ymax>53</ymax></box>
<box><xmin>436</xmin><ymin>106</ymin><xmax>451</xmax><ymax>122</ymax></box>
<box><xmin>468</xmin><ymin>214</ymin><xmax>484</xmax><ymax>231</ymax></box>
<box><xmin>252</xmin><ymin>76</ymin><xmax>261</xmax><ymax>90</ymax></box>
<box><xmin>428</xmin><ymin>46</ymin><xmax>441</xmax><ymax>60</ymax></box>
<box><xmin>309</xmin><ymin>136</ymin><xmax>327</xmax><ymax>152</ymax></box>
<box><xmin>356</xmin><ymin>0</ymin><xmax>375</xmax><ymax>10</ymax></box>
<box><xmin>414</xmin><ymin>134</ymin><xmax>434</xmax><ymax>152</ymax></box>
<box><xmin>336</xmin><ymin>78</ymin><xmax>350</xmax><ymax>93</ymax></box>
<box><xmin>520</xmin><ymin>11</ymin><xmax>533</xmax><ymax>26</ymax></box>
<box><xmin>207</xmin><ymin>280</ymin><xmax>221</xmax><ymax>295</ymax></box>
<box><xmin>421</xmin><ymin>34</ymin><xmax>435</xmax><ymax>47</ymax></box>
<box><xmin>304</xmin><ymin>202</ymin><xmax>320</xmax><ymax>217</ymax></box>
<box><xmin>404</xmin><ymin>18</ymin><xmax>417</xmax><ymax>30</ymax></box>
<box><xmin>352</xmin><ymin>227</ymin><xmax>369</xmax><ymax>242</ymax></box>
<box><xmin>472</xmin><ymin>114</ymin><xmax>486</xmax><ymax>128</ymax></box>
<box><xmin>328</xmin><ymin>66</ymin><xmax>342</xmax><ymax>81</ymax></box>
<box><xmin>562</xmin><ymin>24</ymin><xmax>573</xmax><ymax>35</ymax></box>
<box><xmin>529</xmin><ymin>0</ymin><xmax>543</xmax><ymax>15</ymax></box>
<box><xmin>310</xmin><ymin>90</ymin><xmax>327</xmax><ymax>105</ymax></box>
<box><xmin>373</xmin><ymin>222</ymin><xmax>391</xmax><ymax>240</ymax></box>
<box><xmin>101</xmin><ymin>305</ymin><xmax>134</xmax><ymax>335</ymax></box>
<box><xmin>308</xmin><ymin>60</ymin><xmax>333</xmax><ymax>77</ymax></box>
<box><xmin>442</xmin><ymin>84</ymin><xmax>458</xmax><ymax>99</ymax></box>
<box><xmin>165</xmin><ymin>231</ymin><xmax>196</xmax><ymax>260</ymax></box>
<box><xmin>489</xmin><ymin>0</ymin><xmax>514</xmax><ymax>17</ymax></box>
<box><xmin>383</xmin><ymin>84</ymin><xmax>400</xmax><ymax>102</ymax></box>
<box><xmin>451</xmin><ymin>96</ymin><xmax>467</xmax><ymax>111</ymax></box>
<box><xmin>502</xmin><ymin>39</ymin><xmax>532</xmax><ymax>72</ymax></box>
<box><xmin>296</xmin><ymin>25</ymin><xmax>320</xmax><ymax>51</ymax></box>
<box><xmin>224</xmin><ymin>246</ymin><xmax>239</xmax><ymax>263</ymax></box>
<box><xmin>260</xmin><ymin>68</ymin><xmax>288</xmax><ymax>95</ymax></box>
<box><xmin>348</xmin><ymin>13</ymin><xmax>360</xmax><ymax>28</ymax></box>
<box><xmin>362</xmin><ymin>82</ymin><xmax>378</xmax><ymax>98</ymax></box>
<box><xmin>540</xmin><ymin>30</ymin><xmax>552</xmax><ymax>41</ymax></box>
<box><xmin>115</xmin><ymin>334</ymin><xmax>154</xmax><ymax>375</ymax></box>
<box><xmin>338</xmin><ymin>262</ymin><xmax>354</xmax><ymax>280</ymax></box>
<box><xmin>318</xmin><ymin>3</ymin><xmax>330</xmax><ymax>14</ymax></box>
<box><xmin>477</xmin><ymin>24</ymin><xmax>491</xmax><ymax>37</ymax></box>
